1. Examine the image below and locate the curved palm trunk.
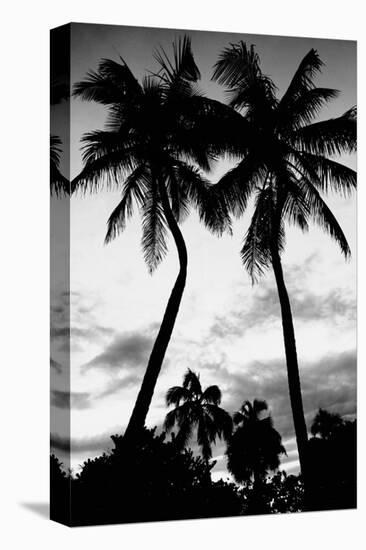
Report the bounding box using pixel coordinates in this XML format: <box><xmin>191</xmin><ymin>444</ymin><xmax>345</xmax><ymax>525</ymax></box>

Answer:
<box><xmin>271</xmin><ymin>246</ymin><xmax>309</xmax><ymax>478</ymax></box>
<box><xmin>123</xmin><ymin>179</ymin><xmax>188</xmax><ymax>444</ymax></box>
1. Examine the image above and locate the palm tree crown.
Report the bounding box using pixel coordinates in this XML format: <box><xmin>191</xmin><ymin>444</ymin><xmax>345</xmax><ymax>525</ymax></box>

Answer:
<box><xmin>226</xmin><ymin>399</ymin><xmax>286</xmax><ymax>485</ymax></box>
<box><xmin>213</xmin><ymin>43</ymin><xmax>356</xmax><ymax>281</ymax></box>
<box><xmin>164</xmin><ymin>369</ymin><xmax>233</xmax><ymax>461</ymax></box>
<box><xmin>73</xmin><ymin>36</ymin><xmax>231</xmax><ymax>269</ymax></box>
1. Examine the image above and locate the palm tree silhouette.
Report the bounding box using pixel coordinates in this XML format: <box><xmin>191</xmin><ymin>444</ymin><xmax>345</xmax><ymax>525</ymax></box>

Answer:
<box><xmin>72</xmin><ymin>37</ymin><xmax>231</xmax><ymax>443</ymax></box>
<box><xmin>164</xmin><ymin>369</ymin><xmax>232</xmax><ymax>461</ymax></box>
<box><xmin>212</xmin><ymin>43</ymin><xmax>356</xmax><ymax>477</ymax></box>
<box><xmin>226</xmin><ymin>399</ymin><xmax>286</xmax><ymax>486</ymax></box>
<box><xmin>50</xmin><ymin>79</ymin><xmax>69</xmax><ymax>196</ymax></box>
<box><xmin>310</xmin><ymin>408</ymin><xmax>344</xmax><ymax>440</ymax></box>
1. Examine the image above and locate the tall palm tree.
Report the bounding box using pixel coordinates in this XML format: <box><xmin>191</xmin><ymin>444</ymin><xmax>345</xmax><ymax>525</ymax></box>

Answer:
<box><xmin>164</xmin><ymin>369</ymin><xmax>232</xmax><ymax>461</ymax></box>
<box><xmin>226</xmin><ymin>399</ymin><xmax>286</xmax><ymax>486</ymax></box>
<box><xmin>72</xmin><ymin>37</ymin><xmax>232</xmax><ymax>443</ymax></box>
<box><xmin>212</xmin><ymin>43</ymin><xmax>356</xmax><ymax>476</ymax></box>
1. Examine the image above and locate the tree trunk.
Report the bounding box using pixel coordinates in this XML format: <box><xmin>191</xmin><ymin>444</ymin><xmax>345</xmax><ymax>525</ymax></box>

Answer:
<box><xmin>271</xmin><ymin>246</ymin><xmax>309</xmax><ymax>479</ymax></box>
<box><xmin>123</xmin><ymin>178</ymin><xmax>188</xmax><ymax>444</ymax></box>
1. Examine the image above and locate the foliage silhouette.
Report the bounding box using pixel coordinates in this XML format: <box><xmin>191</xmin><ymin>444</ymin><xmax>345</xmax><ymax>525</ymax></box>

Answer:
<box><xmin>164</xmin><ymin>369</ymin><xmax>232</xmax><ymax>460</ymax></box>
<box><xmin>212</xmin><ymin>43</ymin><xmax>356</xmax><ymax>478</ymax></box>
<box><xmin>227</xmin><ymin>400</ymin><xmax>286</xmax><ymax>485</ymax></box>
<box><xmin>51</xmin><ymin>427</ymin><xmax>243</xmax><ymax>526</ymax></box>
<box><xmin>72</xmin><ymin>36</ymin><xmax>234</xmax><ymax>442</ymax></box>
<box><xmin>306</xmin><ymin>409</ymin><xmax>356</xmax><ymax>510</ymax></box>
<box><xmin>50</xmin><ymin>408</ymin><xmax>355</xmax><ymax>524</ymax></box>
<box><xmin>50</xmin><ymin>80</ymin><xmax>70</xmax><ymax>196</ymax></box>
<box><xmin>310</xmin><ymin>407</ymin><xmax>344</xmax><ymax>440</ymax></box>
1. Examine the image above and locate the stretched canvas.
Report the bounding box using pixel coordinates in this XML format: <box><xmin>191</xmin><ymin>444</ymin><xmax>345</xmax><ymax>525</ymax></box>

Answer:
<box><xmin>50</xmin><ymin>23</ymin><xmax>357</xmax><ymax>526</ymax></box>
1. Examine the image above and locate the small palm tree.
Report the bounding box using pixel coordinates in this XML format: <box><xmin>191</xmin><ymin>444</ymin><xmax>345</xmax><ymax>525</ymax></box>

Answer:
<box><xmin>72</xmin><ymin>37</ymin><xmax>232</xmax><ymax>443</ymax></box>
<box><xmin>311</xmin><ymin>408</ymin><xmax>344</xmax><ymax>440</ymax></box>
<box><xmin>213</xmin><ymin>43</ymin><xmax>356</xmax><ymax>476</ymax></box>
<box><xmin>164</xmin><ymin>369</ymin><xmax>232</xmax><ymax>461</ymax></box>
<box><xmin>226</xmin><ymin>399</ymin><xmax>286</xmax><ymax>486</ymax></box>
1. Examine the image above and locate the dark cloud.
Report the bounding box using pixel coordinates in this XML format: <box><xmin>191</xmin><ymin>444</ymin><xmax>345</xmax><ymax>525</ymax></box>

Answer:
<box><xmin>227</xmin><ymin>351</ymin><xmax>357</xmax><ymax>437</ymax></box>
<box><xmin>205</xmin><ymin>349</ymin><xmax>356</xmax><ymax>477</ymax></box>
<box><xmin>209</xmin><ymin>349</ymin><xmax>356</xmax><ymax>441</ymax></box>
<box><xmin>50</xmin><ymin>357</ymin><xmax>63</xmax><ymax>373</ymax></box>
<box><xmin>51</xmin><ymin>390</ymin><xmax>91</xmax><ymax>410</ymax></box>
<box><xmin>84</xmin><ymin>331</ymin><xmax>153</xmax><ymax>374</ymax></box>
<box><xmin>51</xmin><ymin>431</ymin><xmax>117</xmax><ymax>456</ymax></box>
<box><xmin>50</xmin><ymin>290</ymin><xmax>115</xmax><ymax>353</ymax></box>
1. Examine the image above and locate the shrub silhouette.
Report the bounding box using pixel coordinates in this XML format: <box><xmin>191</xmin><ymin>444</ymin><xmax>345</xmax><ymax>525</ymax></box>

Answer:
<box><xmin>306</xmin><ymin>410</ymin><xmax>356</xmax><ymax>511</ymax></box>
<box><xmin>50</xmin><ymin>408</ymin><xmax>356</xmax><ymax>524</ymax></box>
<box><xmin>51</xmin><ymin>428</ymin><xmax>243</xmax><ymax>526</ymax></box>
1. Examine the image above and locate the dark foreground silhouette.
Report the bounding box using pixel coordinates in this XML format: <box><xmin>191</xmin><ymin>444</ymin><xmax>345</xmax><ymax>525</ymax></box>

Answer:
<box><xmin>50</xmin><ymin>411</ymin><xmax>356</xmax><ymax>526</ymax></box>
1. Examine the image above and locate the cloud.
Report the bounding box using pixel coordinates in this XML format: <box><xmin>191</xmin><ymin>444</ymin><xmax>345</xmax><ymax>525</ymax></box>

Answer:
<box><xmin>51</xmin><ymin>431</ymin><xmax>117</xmax><ymax>456</ymax></box>
<box><xmin>209</xmin><ymin>279</ymin><xmax>356</xmax><ymax>340</ymax></box>
<box><xmin>51</xmin><ymin>390</ymin><xmax>92</xmax><ymax>410</ymax></box>
<box><xmin>50</xmin><ymin>357</ymin><xmax>63</xmax><ymax>373</ymax></box>
<box><xmin>84</xmin><ymin>331</ymin><xmax>154</xmax><ymax>374</ymax></box>
<box><xmin>50</xmin><ymin>290</ymin><xmax>115</xmax><ymax>353</ymax></box>
<box><xmin>218</xmin><ymin>349</ymin><xmax>356</xmax><ymax>440</ymax></box>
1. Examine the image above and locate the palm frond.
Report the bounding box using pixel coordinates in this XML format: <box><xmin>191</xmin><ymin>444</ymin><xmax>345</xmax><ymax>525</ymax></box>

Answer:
<box><xmin>141</xmin><ymin>184</ymin><xmax>168</xmax><ymax>273</ymax></box>
<box><xmin>212</xmin><ymin>42</ymin><xmax>277</xmax><ymax>114</ymax></box>
<box><xmin>172</xmin><ymin>162</ymin><xmax>231</xmax><ymax>235</ymax></box>
<box><xmin>298</xmin><ymin>176</ymin><xmax>351</xmax><ymax>258</ymax></box>
<box><xmin>253</xmin><ymin>399</ymin><xmax>269</xmax><ymax>416</ymax></box>
<box><xmin>73</xmin><ymin>57</ymin><xmax>142</xmax><ymax>104</ymax></box>
<box><xmin>241</xmin><ymin>187</ymin><xmax>285</xmax><ymax>282</ymax></box>
<box><xmin>277</xmin><ymin>165</ymin><xmax>310</xmax><ymax>231</ymax></box>
<box><xmin>174</xmin><ymin>416</ymin><xmax>195</xmax><ymax>450</ymax></box>
<box><xmin>166</xmin><ymin>385</ymin><xmax>191</xmax><ymax>407</ymax></box>
<box><xmin>294</xmin><ymin>151</ymin><xmax>356</xmax><ymax>197</ymax></box>
<box><xmin>279</xmin><ymin>87</ymin><xmax>339</xmax><ymax>131</ymax></box>
<box><xmin>202</xmin><ymin>385</ymin><xmax>222</xmax><ymax>405</ymax></box>
<box><xmin>182</xmin><ymin>369</ymin><xmax>202</xmax><ymax>396</ymax></box>
<box><xmin>104</xmin><ymin>165</ymin><xmax>149</xmax><ymax>243</ymax></box>
<box><xmin>205</xmin><ymin>404</ymin><xmax>233</xmax><ymax>441</ymax></box>
<box><xmin>289</xmin><ymin>107</ymin><xmax>357</xmax><ymax>156</ymax></box>
<box><xmin>278</xmin><ymin>49</ymin><xmax>323</xmax><ymax>117</ymax></box>
<box><xmin>164</xmin><ymin>408</ymin><xmax>181</xmax><ymax>432</ymax></box>
<box><xmin>154</xmin><ymin>35</ymin><xmax>200</xmax><ymax>84</ymax></box>
<box><xmin>215</xmin><ymin>154</ymin><xmax>266</xmax><ymax>217</ymax></box>
<box><xmin>50</xmin><ymin>135</ymin><xmax>69</xmax><ymax>196</ymax></box>
<box><xmin>197</xmin><ymin>413</ymin><xmax>216</xmax><ymax>459</ymax></box>
<box><xmin>72</xmin><ymin>131</ymin><xmax>137</xmax><ymax>193</ymax></box>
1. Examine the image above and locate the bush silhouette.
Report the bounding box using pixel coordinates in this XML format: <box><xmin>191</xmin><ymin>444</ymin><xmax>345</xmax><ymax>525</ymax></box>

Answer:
<box><xmin>50</xmin><ymin>409</ymin><xmax>356</xmax><ymax>524</ymax></box>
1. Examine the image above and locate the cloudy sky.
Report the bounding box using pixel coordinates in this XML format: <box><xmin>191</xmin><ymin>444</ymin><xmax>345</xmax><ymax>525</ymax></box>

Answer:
<box><xmin>51</xmin><ymin>23</ymin><xmax>356</xmax><ymax>480</ymax></box>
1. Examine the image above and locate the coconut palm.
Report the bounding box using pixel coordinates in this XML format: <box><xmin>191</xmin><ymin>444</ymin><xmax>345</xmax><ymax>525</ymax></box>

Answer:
<box><xmin>212</xmin><ymin>43</ymin><xmax>357</xmax><ymax>476</ymax></box>
<box><xmin>72</xmin><ymin>37</ymin><xmax>233</xmax><ymax>443</ymax></box>
<box><xmin>164</xmin><ymin>369</ymin><xmax>233</xmax><ymax>461</ymax></box>
<box><xmin>226</xmin><ymin>399</ymin><xmax>286</xmax><ymax>485</ymax></box>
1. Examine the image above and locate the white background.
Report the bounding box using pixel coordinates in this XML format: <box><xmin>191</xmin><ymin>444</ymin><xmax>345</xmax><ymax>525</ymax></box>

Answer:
<box><xmin>0</xmin><ymin>1</ymin><xmax>364</xmax><ymax>548</ymax></box>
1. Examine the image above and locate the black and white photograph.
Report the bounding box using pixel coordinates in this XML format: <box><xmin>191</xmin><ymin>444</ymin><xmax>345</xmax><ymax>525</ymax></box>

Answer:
<box><xmin>50</xmin><ymin>22</ymin><xmax>356</xmax><ymax>526</ymax></box>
